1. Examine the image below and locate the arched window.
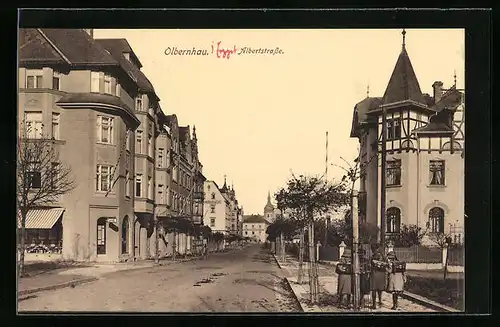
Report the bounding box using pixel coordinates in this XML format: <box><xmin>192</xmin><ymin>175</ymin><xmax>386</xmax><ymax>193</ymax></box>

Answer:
<box><xmin>386</xmin><ymin>207</ymin><xmax>401</xmax><ymax>233</ymax></box>
<box><xmin>122</xmin><ymin>216</ymin><xmax>129</xmax><ymax>254</ymax></box>
<box><xmin>97</xmin><ymin>217</ymin><xmax>107</xmax><ymax>255</ymax></box>
<box><xmin>429</xmin><ymin>207</ymin><xmax>444</xmax><ymax>233</ymax></box>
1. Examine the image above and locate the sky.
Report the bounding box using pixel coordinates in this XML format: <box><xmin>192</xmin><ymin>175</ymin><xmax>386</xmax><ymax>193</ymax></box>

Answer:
<box><xmin>94</xmin><ymin>28</ymin><xmax>465</xmax><ymax>215</ymax></box>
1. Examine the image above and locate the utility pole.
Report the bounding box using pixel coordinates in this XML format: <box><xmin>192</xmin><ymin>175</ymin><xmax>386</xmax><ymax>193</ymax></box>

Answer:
<box><xmin>351</xmin><ymin>189</ymin><xmax>361</xmax><ymax>311</ymax></box>
<box><xmin>324</xmin><ymin>131</ymin><xmax>329</xmax><ymax>247</ymax></box>
<box><xmin>380</xmin><ymin>107</ymin><xmax>387</xmax><ymax>250</ymax></box>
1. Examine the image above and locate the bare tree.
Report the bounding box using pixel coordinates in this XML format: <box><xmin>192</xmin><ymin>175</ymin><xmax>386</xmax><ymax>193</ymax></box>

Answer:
<box><xmin>428</xmin><ymin>232</ymin><xmax>452</xmax><ymax>280</ymax></box>
<box><xmin>277</xmin><ymin>173</ymin><xmax>349</xmax><ymax>304</ymax></box>
<box><xmin>17</xmin><ymin>122</ymin><xmax>75</xmax><ymax>278</ymax></box>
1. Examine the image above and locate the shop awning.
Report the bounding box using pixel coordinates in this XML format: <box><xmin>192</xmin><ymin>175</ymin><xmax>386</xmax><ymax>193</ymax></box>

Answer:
<box><xmin>17</xmin><ymin>208</ymin><xmax>65</xmax><ymax>229</ymax></box>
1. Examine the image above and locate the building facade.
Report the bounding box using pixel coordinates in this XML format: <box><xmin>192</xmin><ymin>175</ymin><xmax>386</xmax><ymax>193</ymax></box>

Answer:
<box><xmin>18</xmin><ymin>28</ymin><xmax>207</xmax><ymax>262</ymax></box>
<box><xmin>350</xmin><ymin>30</ymin><xmax>465</xmax><ymax>245</ymax></box>
<box><xmin>242</xmin><ymin>215</ymin><xmax>269</xmax><ymax>242</ymax></box>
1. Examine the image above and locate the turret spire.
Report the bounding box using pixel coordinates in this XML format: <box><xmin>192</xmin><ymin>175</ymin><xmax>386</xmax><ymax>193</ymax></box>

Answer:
<box><xmin>402</xmin><ymin>28</ymin><xmax>406</xmax><ymax>50</ymax></box>
<box><xmin>453</xmin><ymin>69</ymin><xmax>457</xmax><ymax>86</ymax></box>
<box><xmin>366</xmin><ymin>84</ymin><xmax>370</xmax><ymax>98</ymax></box>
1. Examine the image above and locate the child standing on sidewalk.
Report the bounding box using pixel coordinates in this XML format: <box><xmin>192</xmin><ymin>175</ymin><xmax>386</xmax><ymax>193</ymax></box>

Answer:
<box><xmin>386</xmin><ymin>251</ymin><xmax>407</xmax><ymax>310</ymax></box>
<box><xmin>370</xmin><ymin>251</ymin><xmax>389</xmax><ymax>309</ymax></box>
<box><xmin>336</xmin><ymin>253</ymin><xmax>353</xmax><ymax>309</ymax></box>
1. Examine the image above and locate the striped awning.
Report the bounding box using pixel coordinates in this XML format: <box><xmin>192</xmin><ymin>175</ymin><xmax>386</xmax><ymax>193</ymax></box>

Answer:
<box><xmin>17</xmin><ymin>208</ymin><xmax>64</xmax><ymax>229</ymax></box>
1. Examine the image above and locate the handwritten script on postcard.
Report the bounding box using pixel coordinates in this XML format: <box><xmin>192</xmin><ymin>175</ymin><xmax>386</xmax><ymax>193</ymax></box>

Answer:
<box><xmin>164</xmin><ymin>41</ymin><xmax>284</xmax><ymax>59</ymax></box>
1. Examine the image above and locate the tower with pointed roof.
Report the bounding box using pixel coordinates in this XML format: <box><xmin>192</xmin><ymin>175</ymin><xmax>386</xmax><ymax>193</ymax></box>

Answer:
<box><xmin>263</xmin><ymin>191</ymin><xmax>276</xmax><ymax>223</ymax></box>
<box><xmin>350</xmin><ymin>29</ymin><xmax>465</xmax><ymax>246</ymax></box>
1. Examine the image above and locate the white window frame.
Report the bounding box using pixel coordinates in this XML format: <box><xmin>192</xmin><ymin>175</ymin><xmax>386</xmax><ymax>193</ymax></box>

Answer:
<box><xmin>148</xmin><ymin>133</ymin><xmax>153</xmax><ymax>157</ymax></box>
<box><xmin>135</xmin><ymin>174</ymin><xmax>143</xmax><ymax>197</ymax></box>
<box><xmin>52</xmin><ymin>71</ymin><xmax>61</xmax><ymax>90</ymax></box>
<box><xmin>24</xmin><ymin>112</ymin><xmax>43</xmax><ymax>139</ymax></box>
<box><xmin>51</xmin><ymin>113</ymin><xmax>60</xmax><ymax>140</ymax></box>
<box><xmin>158</xmin><ymin>184</ymin><xmax>164</xmax><ymax>204</ymax></box>
<box><xmin>96</xmin><ymin>115</ymin><xmax>114</xmax><ymax>144</ymax></box>
<box><xmin>158</xmin><ymin>148</ymin><xmax>164</xmax><ymax>168</ymax></box>
<box><xmin>26</xmin><ymin>69</ymin><xmax>43</xmax><ymax>89</ymax></box>
<box><xmin>96</xmin><ymin>164</ymin><xmax>113</xmax><ymax>193</ymax></box>
<box><xmin>125</xmin><ymin>170</ymin><xmax>130</xmax><ymax>198</ymax></box>
<box><xmin>147</xmin><ymin>176</ymin><xmax>152</xmax><ymax>199</ymax></box>
<box><xmin>136</xmin><ymin>96</ymin><xmax>143</xmax><ymax>111</ymax></box>
<box><xmin>91</xmin><ymin>71</ymin><xmax>100</xmax><ymax>93</ymax></box>
<box><xmin>136</xmin><ymin>131</ymin><xmax>143</xmax><ymax>154</ymax></box>
<box><xmin>104</xmin><ymin>74</ymin><xmax>112</xmax><ymax>94</ymax></box>
<box><xmin>115</xmin><ymin>82</ymin><xmax>121</xmax><ymax>97</ymax></box>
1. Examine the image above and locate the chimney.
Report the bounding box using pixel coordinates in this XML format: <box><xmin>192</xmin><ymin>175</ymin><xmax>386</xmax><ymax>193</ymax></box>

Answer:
<box><xmin>432</xmin><ymin>81</ymin><xmax>444</xmax><ymax>104</ymax></box>
<box><xmin>83</xmin><ymin>29</ymin><xmax>94</xmax><ymax>38</ymax></box>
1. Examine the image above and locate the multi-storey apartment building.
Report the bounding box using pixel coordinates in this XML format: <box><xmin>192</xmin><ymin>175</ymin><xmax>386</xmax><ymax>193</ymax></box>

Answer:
<box><xmin>203</xmin><ymin>180</ymin><xmax>228</xmax><ymax>234</ymax></box>
<box><xmin>18</xmin><ymin>28</ymin><xmax>143</xmax><ymax>262</ymax></box>
<box><xmin>349</xmin><ymin>30</ymin><xmax>465</xmax><ymax>245</ymax></box>
<box><xmin>219</xmin><ymin>181</ymin><xmax>240</xmax><ymax>234</ymax></box>
<box><xmin>17</xmin><ymin>28</ymin><xmax>207</xmax><ymax>262</ymax></box>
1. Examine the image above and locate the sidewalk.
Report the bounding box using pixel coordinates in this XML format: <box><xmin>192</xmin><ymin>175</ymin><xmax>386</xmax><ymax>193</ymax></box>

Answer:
<box><xmin>274</xmin><ymin>254</ymin><xmax>436</xmax><ymax>313</ymax></box>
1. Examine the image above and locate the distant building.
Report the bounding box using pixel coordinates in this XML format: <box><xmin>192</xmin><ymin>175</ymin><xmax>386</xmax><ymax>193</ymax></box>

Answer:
<box><xmin>203</xmin><ymin>177</ymin><xmax>241</xmax><ymax>235</ymax></box>
<box><xmin>242</xmin><ymin>215</ymin><xmax>269</xmax><ymax>242</ymax></box>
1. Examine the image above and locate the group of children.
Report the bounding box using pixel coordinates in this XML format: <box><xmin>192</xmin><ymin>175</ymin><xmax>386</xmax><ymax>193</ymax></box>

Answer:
<box><xmin>336</xmin><ymin>245</ymin><xmax>406</xmax><ymax>310</ymax></box>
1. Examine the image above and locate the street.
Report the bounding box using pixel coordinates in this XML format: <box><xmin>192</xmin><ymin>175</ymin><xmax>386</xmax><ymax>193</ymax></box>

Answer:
<box><xmin>18</xmin><ymin>244</ymin><xmax>301</xmax><ymax>312</ymax></box>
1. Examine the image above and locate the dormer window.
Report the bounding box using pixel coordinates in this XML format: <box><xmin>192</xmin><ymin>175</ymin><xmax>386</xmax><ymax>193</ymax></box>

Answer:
<box><xmin>136</xmin><ymin>97</ymin><xmax>143</xmax><ymax>111</ymax></box>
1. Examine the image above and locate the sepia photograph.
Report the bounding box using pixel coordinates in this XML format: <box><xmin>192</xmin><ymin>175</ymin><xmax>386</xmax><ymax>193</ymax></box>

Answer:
<box><xmin>16</xmin><ymin>20</ymin><xmax>469</xmax><ymax>314</ymax></box>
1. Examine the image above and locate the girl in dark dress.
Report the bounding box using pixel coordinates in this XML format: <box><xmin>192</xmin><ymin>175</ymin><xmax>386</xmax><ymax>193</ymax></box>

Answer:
<box><xmin>336</xmin><ymin>255</ymin><xmax>352</xmax><ymax>308</ymax></box>
<box><xmin>370</xmin><ymin>251</ymin><xmax>388</xmax><ymax>309</ymax></box>
<box><xmin>386</xmin><ymin>251</ymin><xmax>406</xmax><ymax>310</ymax></box>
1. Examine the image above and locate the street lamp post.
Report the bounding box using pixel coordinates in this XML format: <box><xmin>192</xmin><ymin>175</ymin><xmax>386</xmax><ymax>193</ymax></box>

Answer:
<box><xmin>351</xmin><ymin>189</ymin><xmax>361</xmax><ymax>311</ymax></box>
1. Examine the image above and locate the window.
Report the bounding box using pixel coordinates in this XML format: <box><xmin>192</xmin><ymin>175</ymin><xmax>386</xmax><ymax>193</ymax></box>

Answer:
<box><xmin>211</xmin><ymin>192</ymin><xmax>216</xmax><ymax>200</ymax></box>
<box><xmin>136</xmin><ymin>97</ymin><xmax>143</xmax><ymax>111</ymax></box>
<box><xmin>25</xmin><ymin>112</ymin><xmax>43</xmax><ymax>139</ymax></box>
<box><xmin>122</xmin><ymin>216</ymin><xmax>129</xmax><ymax>254</ymax></box>
<box><xmin>26</xmin><ymin>69</ymin><xmax>43</xmax><ymax>89</ymax></box>
<box><xmin>125</xmin><ymin>170</ymin><xmax>130</xmax><ymax>198</ymax></box>
<box><xmin>158</xmin><ymin>148</ymin><xmax>164</xmax><ymax>168</ymax></box>
<box><xmin>386</xmin><ymin>207</ymin><xmax>401</xmax><ymax>233</ymax></box>
<box><xmin>91</xmin><ymin>71</ymin><xmax>100</xmax><ymax>92</ymax></box>
<box><xmin>245</xmin><ymin>231</ymin><xmax>248</xmax><ymax>235</ymax></box>
<box><xmin>387</xmin><ymin>118</ymin><xmax>401</xmax><ymax>140</ymax></box>
<box><xmin>50</xmin><ymin>162</ymin><xmax>59</xmax><ymax>189</ymax></box>
<box><xmin>52</xmin><ymin>71</ymin><xmax>60</xmax><ymax>90</ymax></box>
<box><xmin>429</xmin><ymin>160</ymin><xmax>445</xmax><ymax>185</ymax></box>
<box><xmin>252</xmin><ymin>231</ymin><xmax>255</xmax><ymax>235</ymax></box>
<box><xmin>97</xmin><ymin>218</ymin><xmax>107</xmax><ymax>255</ymax></box>
<box><xmin>429</xmin><ymin>207</ymin><xmax>445</xmax><ymax>233</ymax></box>
<box><xmin>210</xmin><ymin>205</ymin><xmax>215</xmax><ymax>213</ymax></box>
<box><xmin>136</xmin><ymin>131</ymin><xmax>143</xmax><ymax>154</ymax></box>
<box><xmin>135</xmin><ymin>174</ymin><xmax>142</xmax><ymax>197</ymax></box>
<box><xmin>386</xmin><ymin>160</ymin><xmax>401</xmax><ymax>186</ymax></box>
<box><xmin>158</xmin><ymin>184</ymin><xmax>164</xmax><ymax>204</ymax></box>
<box><xmin>148</xmin><ymin>133</ymin><xmax>153</xmax><ymax>157</ymax></box>
<box><xmin>96</xmin><ymin>165</ymin><xmax>113</xmax><ymax>192</ymax></box>
<box><xmin>104</xmin><ymin>74</ymin><xmax>112</xmax><ymax>94</ymax></box>
<box><xmin>27</xmin><ymin>162</ymin><xmax>41</xmax><ymax>189</ymax></box>
<box><xmin>147</xmin><ymin>176</ymin><xmax>152</xmax><ymax>199</ymax></box>
<box><xmin>97</xmin><ymin>116</ymin><xmax>113</xmax><ymax>144</ymax></box>
<box><xmin>210</xmin><ymin>218</ymin><xmax>215</xmax><ymax>227</ymax></box>
<box><xmin>125</xmin><ymin>130</ymin><xmax>131</xmax><ymax>151</ymax></box>
<box><xmin>115</xmin><ymin>83</ymin><xmax>121</xmax><ymax>97</ymax></box>
<box><xmin>51</xmin><ymin>113</ymin><xmax>60</xmax><ymax>140</ymax></box>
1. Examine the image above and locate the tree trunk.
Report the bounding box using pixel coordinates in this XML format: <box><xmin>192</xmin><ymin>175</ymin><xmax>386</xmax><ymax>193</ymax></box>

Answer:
<box><xmin>172</xmin><ymin>230</ymin><xmax>177</xmax><ymax>261</ymax></box>
<box><xmin>18</xmin><ymin>213</ymin><xmax>27</xmax><ymax>278</ymax></box>
<box><xmin>308</xmin><ymin>221</ymin><xmax>317</xmax><ymax>303</ymax></box>
<box><xmin>298</xmin><ymin>227</ymin><xmax>305</xmax><ymax>284</ymax></box>
<box><xmin>443</xmin><ymin>246</ymin><xmax>449</xmax><ymax>280</ymax></box>
<box><xmin>281</xmin><ymin>232</ymin><xmax>285</xmax><ymax>263</ymax></box>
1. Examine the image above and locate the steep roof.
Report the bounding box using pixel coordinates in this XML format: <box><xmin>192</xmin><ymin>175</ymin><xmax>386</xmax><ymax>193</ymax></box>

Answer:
<box><xmin>94</xmin><ymin>38</ymin><xmax>143</xmax><ymax>67</ymax></box>
<box><xmin>19</xmin><ymin>29</ymin><xmax>66</xmax><ymax>64</ymax></box>
<box><xmin>412</xmin><ymin>108</ymin><xmax>455</xmax><ymax>134</ymax></box>
<box><xmin>243</xmin><ymin>215</ymin><xmax>268</xmax><ymax>224</ymax></box>
<box><xmin>95</xmin><ymin>39</ymin><xmax>157</xmax><ymax>96</ymax></box>
<box><xmin>350</xmin><ymin>97</ymin><xmax>382</xmax><ymax>137</ymax></box>
<box><xmin>381</xmin><ymin>45</ymin><xmax>426</xmax><ymax>106</ymax></box>
<box><xmin>178</xmin><ymin>126</ymin><xmax>190</xmax><ymax>142</ymax></box>
<box><xmin>431</xmin><ymin>86</ymin><xmax>463</xmax><ymax>112</ymax></box>
<box><xmin>38</xmin><ymin>29</ymin><xmax>118</xmax><ymax>66</ymax></box>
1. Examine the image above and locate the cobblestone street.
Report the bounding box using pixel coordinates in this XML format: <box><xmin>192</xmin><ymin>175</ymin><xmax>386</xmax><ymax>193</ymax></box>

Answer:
<box><xmin>18</xmin><ymin>245</ymin><xmax>301</xmax><ymax>312</ymax></box>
